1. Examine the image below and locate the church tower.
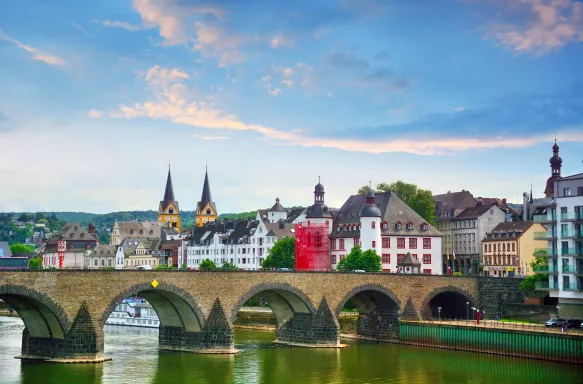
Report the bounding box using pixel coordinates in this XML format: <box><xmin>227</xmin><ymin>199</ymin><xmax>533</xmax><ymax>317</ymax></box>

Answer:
<box><xmin>359</xmin><ymin>186</ymin><xmax>382</xmax><ymax>252</ymax></box>
<box><xmin>158</xmin><ymin>165</ymin><xmax>181</xmax><ymax>232</ymax></box>
<box><xmin>195</xmin><ymin>166</ymin><xmax>218</xmax><ymax>227</ymax></box>
<box><xmin>544</xmin><ymin>138</ymin><xmax>562</xmax><ymax>198</ymax></box>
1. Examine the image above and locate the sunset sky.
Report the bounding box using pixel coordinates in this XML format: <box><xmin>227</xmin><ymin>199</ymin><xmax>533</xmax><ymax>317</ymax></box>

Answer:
<box><xmin>1</xmin><ymin>0</ymin><xmax>582</xmax><ymax>213</ymax></box>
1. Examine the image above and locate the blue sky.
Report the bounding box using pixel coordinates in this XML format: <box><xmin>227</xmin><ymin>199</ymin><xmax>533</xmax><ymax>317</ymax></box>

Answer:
<box><xmin>0</xmin><ymin>0</ymin><xmax>582</xmax><ymax>213</ymax></box>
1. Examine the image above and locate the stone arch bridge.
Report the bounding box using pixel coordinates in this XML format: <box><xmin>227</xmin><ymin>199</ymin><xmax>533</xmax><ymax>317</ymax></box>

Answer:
<box><xmin>0</xmin><ymin>271</ymin><xmax>520</xmax><ymax>363</ymax></box>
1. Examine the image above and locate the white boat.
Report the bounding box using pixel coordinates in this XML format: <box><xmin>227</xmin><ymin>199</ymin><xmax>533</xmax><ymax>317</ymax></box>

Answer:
<box><xmin>105</xmin><ymin>297</ymin><xmax>160</xmax><ymax>328</ymax></box>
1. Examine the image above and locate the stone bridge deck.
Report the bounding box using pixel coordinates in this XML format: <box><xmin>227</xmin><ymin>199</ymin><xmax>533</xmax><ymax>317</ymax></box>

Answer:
<box><xmin>0</xmin><ymin>271</ymin><xmax>521</xmax><ymax>363</ymax></box>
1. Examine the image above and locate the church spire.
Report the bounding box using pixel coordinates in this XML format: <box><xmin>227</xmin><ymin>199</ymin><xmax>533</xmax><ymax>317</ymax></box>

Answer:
<box><xmin>200</xmin><ymin>166</ymin><xmax>212</xmax><ymax>208</ymax></box>
<box><xmin>195</xmin><ymin>165</ymin><xmax>218</xmax><ymax>227</ymax></box>
<box><xmin>162</xmin><ymin>165</ymin><xmax>175</xmax><ymax>207</ymax></box>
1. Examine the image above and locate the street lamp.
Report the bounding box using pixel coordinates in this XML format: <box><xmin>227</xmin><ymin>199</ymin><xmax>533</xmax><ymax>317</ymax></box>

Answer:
<box><xmin>437</xmin><ymin>306</ymin><xmax>442</xmax><ymax>321</ymax></box>
<box><xmin>471</xmin><ymin>307</ymin><xmax>476</xmax><ymax>320</ymax></box>
<box><xmin>466</xmin><ymin>301</ymin><xmax>470</xmax><ymax>320</ymax></box>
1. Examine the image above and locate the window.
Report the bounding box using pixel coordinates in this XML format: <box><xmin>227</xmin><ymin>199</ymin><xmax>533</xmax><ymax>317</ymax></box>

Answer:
<box><xmin>94</xmin><ymin>259</ymin><xmax>98</xmax><ymax>266</ymax></box>
<box><xmin>422</xmin><ymin>254</ymin><xmax>431</xmax><ymax>264</ymax></box>
<box><xmin>423</xmin><ymin>238</ymin><xmax>431</xmax><ymax>249</ymax></box>
<box><xmin>397</xmin><ymin>254</ymin><xmax>405</xmax><ymax>263</ymax></box>
<box><xmin>354</xmin><ymin>237</ymin><xmax>359</xmax><ymax>246</ymax></box>
<box><xmin>490</xmin><ymin>210</ymin><xmax>493</xmax><ymax>214</ymax></box>
<box><xmin>564</xmin><ymin>188</ymin><xmax>571</xmax><ymax>196</ymax></box>
<box><xmin>422</xmin><ymin>224</ymin><xmax>428</xmax><ymax>231</ymax></box>
<box><xmin>382</xmin><ymin>222</ymin><xmax>388</xmax><ymax>230</ymax></box>
<box><xmin>382</xmin><ymin>254</ymin><xmax>390</xmax><ymax>263</ymax></box>
<box><xmin>339</xmin><ymin>239</ymin><xmax>345</xmax><ymax>250</ymax></box>
<box><xmin>331</xmin><ymin>255</ymin><xmax>337</xmax><ymax>264</ymax></box>
<box><xmin>396</xmin><ymin>222</ymin><xmax>402</xmax><ymax>230</ymax></box>
<box><xmin>371</xmin><ymin>221</ymin><xmax>376</xmax><ymax>229</ymax></box>
<box><xmin>382</xmin><ymin>238</ymin><xmax>390</xmax><ymax>248</ymax></box>
<box><xmin>407</xmin><ymin>223</ymin><xmax>413</xmax><ymax>230</ymax></box>
<box><xmin>409</xmin><ymin>238</ymin><xmax>417</xmax><ymax>249</ymax></box>
<box><xmin>511</xmin><ymin>242</ymin><xmax>515</xmax><ymax>252</ymax></box>
<box><xmin>130</xmin><ymin>229</ymin><xmax>135</xmax><ymax>235</ymax></box>
<box><xmin>331</xmin><ymin>239</ymin><xmax>336</xmax><ymax>250</ymax></box>
<box><xmin>372</xmin><ymin>241</ymin><xmax>376</xmax><ymax>248</ymax></box>
<box><xmin>397</xmin><ymin>238</ymin><xmax>405</xmax><ymax>249</ymax></box>
<box><xmin>149</xmin><ymin>230</ymin><xmax>154</xmax><ymax>235</ymax></box>
<box><xmin>423</xmin><ymin>269</ymin><xmax>431</xmax><ymax>274</ymax></box>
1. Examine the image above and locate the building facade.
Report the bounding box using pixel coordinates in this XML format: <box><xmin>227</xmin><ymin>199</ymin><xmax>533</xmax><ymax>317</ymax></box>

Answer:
<box><xmin>433</xmin><ymin>190</ymin><xmax>477</xmax><ymax>261</ymax></box>
<box><xmin>110</xmin><ymin>221</ymin><xmax>167</xmax><ymax>246</ymax></box>
<box><xmin>482</xmin><ymin>221</ymin><xmax>547</xmax><ymax>277</ymax></box>
<box><xmin>158</xmin><ymin>166</ymin><xmax>181</xmax><ymax>232</ymax></box>
<box><xmin>42</xmin><ymin>222</ymin><xmax>99</xmax><ymax>269</ymax></box>
<box><xmin>450</xmin><ymin>203</ymin><xmax>506</xmax><ymax>276</ymax></box>
<box><xmin>195</xmin><ymin>167</ymin><xmax>218</xmax><ymax>227</ymax></box>
<box><xmin>86</xmin><ymin>244</ymin><xmax>117</xmax><ymax>269</ymax></box>
<box><xmin>329</xmin><ymin>187</ymin><xmax>443</xmax><ymax>274</ymax></box>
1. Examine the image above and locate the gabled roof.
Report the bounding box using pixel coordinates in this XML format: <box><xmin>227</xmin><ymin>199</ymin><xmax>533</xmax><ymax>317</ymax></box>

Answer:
<box><xmin>331</xmin><ymin>192</ymin><xmax>441</xmax><ymax>238</ymax></box>
<box><xmin>453</xmin><ymin>203</ymin><xmax>499</xmax><ymax>220</ymax></box>
<box><xmin>160</xmin><ymin>167</ymin><xmax>179</xmax><ymax>211</ymax></box>
<box><xmin>51</xmin><ymin>222</ymin><xmax>96</xmax><ymax>242</ymax></box>
<box><xmin>91</xmin><ymin>244</ymin><xmax>117</xmax><ymax>256</ymax></box>
<box><xmin>398</xmin><ymin>252</ymin><xmax>421</xmax><ymax>266</ymax></box>
<box><xmin>265</xmin><ymin>220</ymin><xmax>295</xmax><ymax>239</ymax></box>
<box><xmin>116</xmin><ymin>221</ymin><xmax>167</xmax><ymax>239</ymax></box>
<box><xmin>433</xmin><ymin>190</ymin><xmax>477</xmax><ymax>221</ymax></box>
<box><xmin>120</xmin><ymin>237</ymin><xmax>161</xmax><ymax>253</ymax></box>
<box><xmin>483</xmin><ymin>221</ymin><xmax>536</xmax><ymax>242</ymax></box>
<box><xmin>286</xmin><ymin>208</ymin><xmax>306</xmax><ymax>223</ymax></box>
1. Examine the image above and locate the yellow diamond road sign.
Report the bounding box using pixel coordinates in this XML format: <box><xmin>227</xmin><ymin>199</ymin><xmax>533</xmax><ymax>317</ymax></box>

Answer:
<box><xmin>151</xmin><ymin>280</ymin><xmax>159</xmax><ymax>288</ymax></box>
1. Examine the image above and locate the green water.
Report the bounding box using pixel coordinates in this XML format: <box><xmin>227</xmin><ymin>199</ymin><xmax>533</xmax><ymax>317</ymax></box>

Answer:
<box><xmin>0</xmin><ymin>316</ymin><xmax>581</xmax><ymax>384</ymax></box>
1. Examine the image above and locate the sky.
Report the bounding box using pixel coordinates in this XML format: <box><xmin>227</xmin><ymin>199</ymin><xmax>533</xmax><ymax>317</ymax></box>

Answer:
<box><xmin>0</xmin><ymin>0</ymin><xmax>582</xmax><ymax>214</ymax></box>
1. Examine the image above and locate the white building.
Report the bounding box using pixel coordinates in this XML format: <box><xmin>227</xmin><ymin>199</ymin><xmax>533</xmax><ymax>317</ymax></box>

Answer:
<box><xmin>536</xmin><ymin>172</ymin><xmax>583</xmax><ymax>318</ymax></box>
<box><xmin>86</xmin><ymin>244</ymin><xmax>117</xmax><ymax>269</ymax></box>
<box><xmin>329</xmin><ymin>189</ymin><xmax>443</xmax><ymax>274</ymax></box>
<box><xmin>185</xmin><ymin>218</ymin><xmax>295</xmax><ymax>270</ymax></box>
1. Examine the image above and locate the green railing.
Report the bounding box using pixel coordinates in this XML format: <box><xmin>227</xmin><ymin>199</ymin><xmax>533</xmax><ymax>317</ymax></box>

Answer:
<box><xmin>533</xmin><ymin>248</ymin><xmax>555</xmax><ymax>257</ymax></box>
<box><xmin>561</xmin><ymin>230</ymin><xmax>577</xmax><ymax>238</ymax></box>
<box><xmin>534</xmin><ymin>231</ymin><xmax>555</xmax><ymax>240</ymax></box>
<box><xmin>563</xmin><ymin>282</ymin><xmax>583</xmax><ymax>291</ymax></box>
<box><xmin>533</xmin><ymin>214</ymin><xmax>555</xmax><ymax>222</ymax></box>
<box><xmin>561</xmin><ymin>265</ymin><xmax>579</xmax><ymax>273</ymax></box>
<box><xmin>560</xmin><ymin>212</ymin><xmax>580</xmax><ymax>220</ymax></box>
<box><xmin>561</xmin><ymin>248</ymin><xmax>578</xmax><ymax>256</ymax></box>
<box><xmin>535</xmin><ymin>281</ymin><xmax>558</xmax><ymax>290</ymax></box>
<box><xmin>533</xmin><ymin>265</ymin><xmax>556</xmax><ymax>273</ymax></box>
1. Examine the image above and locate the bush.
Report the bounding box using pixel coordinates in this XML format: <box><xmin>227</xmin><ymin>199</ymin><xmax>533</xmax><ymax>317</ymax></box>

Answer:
<box><xmin>200</xmin><ymin>259</ymin><xmax>217</xmax><ymax>270</ymax></box>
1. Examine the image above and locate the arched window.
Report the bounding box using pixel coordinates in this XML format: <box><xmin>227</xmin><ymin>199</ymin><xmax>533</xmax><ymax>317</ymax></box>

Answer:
<box><xmin>206</xmin><ymin>209</ymin><xmax>211</xmax><ymax>215</ymax></box>
<box><xmin>493</xmin><ymin>244</ymin><xmax>497</xmax><ymax>252</ymax></box>
<box><xmin>70</xmin><ymin>233</ymin><xmax>74</xmax><ymax>239</ymax></box>
<box><xmin>140</xmin><ymin>229</ymin><xmax>144</xmax><ymax>235</ymax></box>
<box><xmin>488</xmin><ymin>244</ymin><xmax>492</xmax><ymax>252</ymax></box>
<box><xmin>169</xmin><ymin>208</ymin><xmax>174</xmax><ymax>214</ymax></box>
<box><xmin>511</xmin><ymin>242</ymin><xmax>515</xmax><ymax>252</ymax></box>
<box><xmin>149</xmin><ymin>230</ymin><xmax>154</xmax><ymax>235</ymax></box>
<box><xmin>502</xmin><ymin>243</ymin><xmax>506</xmax><ymax>252</ymax></box>
<box><xmin>80</xmin><ymin>233</ymin><xmax>85</xmax><ymax>239</ymax></box>
<box><xmin>130</xmin><ymin>229</ymin><xmax>135</xmax><ymax>235</ymax></box>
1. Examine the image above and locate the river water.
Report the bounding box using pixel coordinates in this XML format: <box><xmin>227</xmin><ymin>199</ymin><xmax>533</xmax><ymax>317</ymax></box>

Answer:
<box><xmin>0</xmin><ymin>316</ymin><xmax>581</xmax><ymax>384</ymax></box>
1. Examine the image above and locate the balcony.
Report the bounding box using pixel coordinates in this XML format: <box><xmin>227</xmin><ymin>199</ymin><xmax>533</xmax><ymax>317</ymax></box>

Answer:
<box><xmin>534</xmin><ymin>231</ymin><xmax>556</xmax><ymax>240</ymax></box>
<box><xmin>533</xmin><ymin>265</ymin><xmax>557</xmax><ymax>274</ymax></box>
<box><xmin>533</xmin><ymin>248</ymin><xmax>556</xmax><ymax>257</ymax></box>
<box><xmin>535</xmin><ymin>281</ymin><xmax>558</xmax><ymax>290</ymax></box>
<box><xmin>532</xmin><ymin>198</ymin><xmax>556</xmax><ymax>207</ymax></box>
<box><xmin>533</xmin><ymin>214</ymin><xmax>556</xmax><ymax>224</ymax></box>
<box><xmin>561</xmin><ymin>265</ymin><xmax>580</xmax><ymax>274</ymax></box>
<box><xmin>561</xmin><ymin>248</ymin><xmax>578</xmax><ymax>256</ymax></box>
<box><xmin>563</xmin><ymin>282</ymin><xmax>583</xmax><ymax>291</ymax></box>
<box><xmin>561</xmin><ymin>230</ymin><xmax>577</xmax><ymax>239</ymax></box>
<box><xmin>560</xmin><ymin>212</ymin><xmax>581</xmax><ymax>222</ymax></box>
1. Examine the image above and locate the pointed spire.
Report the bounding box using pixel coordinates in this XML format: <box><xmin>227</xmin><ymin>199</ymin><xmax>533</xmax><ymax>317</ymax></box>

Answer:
<box><xmin>162</xmin><ymin>165</ymin><xmax>175</xmax><ymax>206</ymax></box>
<box><xmin>529</xmin><ymin>183</ymin><xmax>533</xmax><ymax>203</ymax></box>
<box><xmin>200</xmin><ymin>166</ymin><xmax>213</xmax><ymax>208</ymax></box>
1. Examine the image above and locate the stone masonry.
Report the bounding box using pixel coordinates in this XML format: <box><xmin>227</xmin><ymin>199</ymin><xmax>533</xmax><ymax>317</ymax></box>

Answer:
<box><xmin>0</xmin><ymin>271</ymin><xmax>519</xmax><ymax>362</ymax></box>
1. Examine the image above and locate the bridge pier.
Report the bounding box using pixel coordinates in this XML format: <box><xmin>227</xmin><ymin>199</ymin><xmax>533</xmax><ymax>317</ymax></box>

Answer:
<box><xmin>274</xmin><ymin>299</ymin><xmax>343</xmax><ymax>348</ymax></box>
<box><xmin>356</xmin><ymin>310</ymin><xmax>400</xmax><ymax>341</ymax></box>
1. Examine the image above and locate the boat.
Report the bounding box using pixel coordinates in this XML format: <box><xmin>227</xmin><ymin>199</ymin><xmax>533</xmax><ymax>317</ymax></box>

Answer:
<box><xmin>105</xmin><ymin>297</ymin><xmax>160</xmax><ymax>328</ymax></box>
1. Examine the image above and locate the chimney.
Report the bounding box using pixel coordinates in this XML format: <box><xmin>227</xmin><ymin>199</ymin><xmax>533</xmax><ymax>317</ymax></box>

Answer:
<box><xmin>502</xmin><ymin>198</ymin><xmax>507</xmax><ymax>205</ymax></box>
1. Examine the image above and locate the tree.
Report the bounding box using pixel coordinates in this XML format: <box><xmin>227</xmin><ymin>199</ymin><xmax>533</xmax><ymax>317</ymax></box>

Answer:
<box><xmin>199</xmin><ymin>258</ymin><xmax>217</xmax><ymax>270</ymax></box>
<box><xmin>357</xmin><ymin>181</ymin><xmax>436</xmax><ymax>224</ymax></box>
<box><xmin>29</xmin><ymin>256</ymin><xmax>42</xmax><ymax>269</ymax></box>
<box><xmin>261</xmin><ymin>237</ymin><xmax>295</xmax><ymax>269</ymax></box>
<box><xmin>221</xmin><ymin>262</ymin><xmax>239</xmax><ymax>270</ymax></box>
<box><xmin>520</xmin><ymin>255</ymin><xmax>548</xmax><ymax>293</ymax></box>
<box><xmin>336</xmin><ymin>245</ymin><xmax>382</xmax><ymax>272</ymax></box>
<box><xmin>10</xmin><ymin>243</ymin><xmax>35</xmax><ymax>254</ymax></box>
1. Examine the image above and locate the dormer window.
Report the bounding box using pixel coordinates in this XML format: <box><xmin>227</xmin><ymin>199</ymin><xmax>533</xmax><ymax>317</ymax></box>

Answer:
<box><xmin>80</xmin><ymin>233</ymin><xmax>85</xmax><ymax>239</ymax></box>
<box><xmin>69</xmin><ymin>233</ymin><xmax>74</xmax><ymax>239</ymax></box>
<box><xmin>407</xmin><ymin>223</ymin><xmax>413</xmax><ymax>230</ymax></box>
<box><xmin>169</xmin><ymin>208</ymin><xmax>174</xmax><ymax>214</ymax></box>
<box><xmin>74</xmin><ymin>226</ymin><xmax>78</xmax><ymax>230</ymax></box>
<box><xmin>130</xmin><ymin>229</ymin><xmax>135</xmax><ymax>235</ymax></box>
<box><xmin>149</xmin><ymin>230</ymin><xmax>154</xmax><ymax>235</ymax></box>
<box><xmin>396</xmin><ymin>222</ymin><xmax>402</xmax><ymax>230</ymax></box>
<box><xmin>382</xmin><ymin>222</ymin><xmax>388</xmax><ymax>230</ymax></box>
<box><xmin>421</xmin><ymin>223</ymin><xmax>428</xmax><ymax>231</ymax></box>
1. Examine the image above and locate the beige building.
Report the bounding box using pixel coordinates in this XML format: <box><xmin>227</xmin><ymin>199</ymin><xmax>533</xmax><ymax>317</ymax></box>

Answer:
<box><xmin>86</xmin><ymin>244</ymin><xmax>117</xmax><ymax>269</ymax></box>
<box><xmin>110</xmin><ymin>221</ymin><xmax>167</xmax><ymax>246</ymax></box>
<box><xmin>482</xmin><ymin>221</ymin><xmax>546</xmax><ymax>277</ymax></box>
<box><xmin>119</xmin><ymin>237</ymin><xmax>162</xmax><ymax>268</ymax></box>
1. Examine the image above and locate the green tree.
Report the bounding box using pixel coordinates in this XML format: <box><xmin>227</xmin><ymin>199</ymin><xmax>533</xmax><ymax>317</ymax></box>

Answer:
<box><xmin>221</xmin><ymin>262</ymin><xmax>239</xmax><ymax>270</ymax></box>
<box><xmin>29</xmin><ymin>256</ymin><xmax>42</xmax><ymax>269</ymax></box>
<box><xmin>336</xmin><ymin>245</ymin><xmax>382</xmax><ymax>272</ymax></box>
<box><xmin>10</xmin><ymin>243</ymin><xmax>35</xmax><ymax>254</ymax></box>
<box><xmin>200</xmin><ymin>258</ymin><xmax>217</xmax><ymax>270</ymax></box>
<box><xmin>358</xmin><ymin>181</ymin><xmax>436</xmax><ymax>224</ymax></box>
<box><xmin>520</xmin><ymin>255</ymin><xmax>549</xmax><ymax>293</ymax></box>
<box><xmin>261</xmin><ymin>237</ymin><xmax>295</xmax><ymax>269</ymax></box>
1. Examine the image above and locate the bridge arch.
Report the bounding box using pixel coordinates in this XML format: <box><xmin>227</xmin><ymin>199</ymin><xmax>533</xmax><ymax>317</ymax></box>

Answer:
<box><xmin>335</xmin><ymin>284</ymin><xmax>401</xmax><ymax>341</ymax></box>
<box><xmin>231</xmin><ymin>282</ymin><xmax>316</xmax><ymax>327</ymax></box>
<box><xmin>99</xmin><ymin>282</ymin><xmax>206</xmax><ymax>332</ymax></box>
<box><xmin>0</xmin><ymin>285</ymin><xmax>68</xmax><ymax>339</ymax></box>
<box><xmin>421</xmin><ymin>285</ymin><xmax>477</xmax><ymax>320</ymax></box>
<box><xmin>335</xmin><ymin>284</ymin><xmax>401</xmax><ymax>316</ymax></box>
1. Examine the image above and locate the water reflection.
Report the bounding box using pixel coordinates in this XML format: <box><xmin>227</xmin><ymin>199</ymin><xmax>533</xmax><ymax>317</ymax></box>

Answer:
<box><xmin>0</xmin><ymin>316</ymin><xmax>581</xmax><ymax>384</ymax></box>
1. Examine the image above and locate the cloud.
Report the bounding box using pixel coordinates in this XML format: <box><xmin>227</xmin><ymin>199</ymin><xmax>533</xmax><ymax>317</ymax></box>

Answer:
<box><xmin>192</xmin><ymin>134</ymin><xmax>231</xmax><ymax>140</ymax></box>
<box><xmin>89</xmin><ymin>66</ymin><xmax>583</xmax><ymax>156</ymax></box>
<box><xmin>326</xmin><ymin>52</ymin><xmax>369</xmax><ymax>70</ymax></box>
<box><xmin>95</xmin><ymin>19</ymin><xmax>142</xmax><ymax>32</ymax></box>
<box><xmin>0</xmin><ymin>29</ymin><xmax>68</xmax><ymax>67</ymax></box>
<box><xmin>281</xmin><ymin>67</ymin><xmax>295</xmax><ymax>77</ymax></box>
<box><xmin>266</xmin><ymin>84</ymin><xmax>282</xmax><ymax>96</ymax></box>
<box><xmin>453</xmin><ymin>107</ymin><xmax>465</xmax><ymax>112</ymax></box>
<box><xmin>87</xmin><ymin>109</ymin><xmax>104</xmax><ymax>119</ymax></box>
<box><xmin>70</xmin><ymin>21</ymin><xmax>91</xmax><ymax>38</ymax></box>
<box><xmin>270</xmin><ymin>32</ymin><xmax>294</xmax><ymax>48</ymax></box>
<box><xmin>281</xmin><ymin>79</ymin><xmax>293</xmax><ymax>88</ymax></box>
<box><xmin>484</xmin><ymin>0</ymin><xmax>583</xmax><ymax>55</ymax></box>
